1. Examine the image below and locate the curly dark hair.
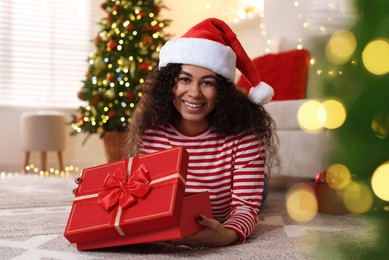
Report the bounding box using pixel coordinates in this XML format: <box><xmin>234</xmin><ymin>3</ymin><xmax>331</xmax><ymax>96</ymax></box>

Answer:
<box><xmin>123</xmin><ymin>63</ymin><xmax>280</xmax><ymax>169</ymax></box>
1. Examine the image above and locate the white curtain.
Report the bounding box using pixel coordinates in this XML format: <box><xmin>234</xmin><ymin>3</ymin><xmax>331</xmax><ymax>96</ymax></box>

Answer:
<box><xmin>0</xmin><ymin>0</ymin><xmax>98</xmax><ymax>108</ymax></box>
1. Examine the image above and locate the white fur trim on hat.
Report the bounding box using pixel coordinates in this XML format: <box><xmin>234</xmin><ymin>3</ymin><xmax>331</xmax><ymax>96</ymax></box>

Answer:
<box><xmin>159</xmin><ymin>38</ymin><xmax>237</xmax><ymax>82</ymax></box>
<box><xmin>248</xmin><ymin>82</ymin><xmax>274</xmax><ymax>105</ymax></box>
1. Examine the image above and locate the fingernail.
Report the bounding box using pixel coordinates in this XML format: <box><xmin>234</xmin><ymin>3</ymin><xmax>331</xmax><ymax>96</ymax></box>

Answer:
<box><xmin>196</xmin><ymin>215</ymin><xmax>203</xmax><ymax>222</ymax></box>
<box><xmin>74</xmin><ymin>177</ymin><xmax>82</xmax><ymax>184</ymax></box>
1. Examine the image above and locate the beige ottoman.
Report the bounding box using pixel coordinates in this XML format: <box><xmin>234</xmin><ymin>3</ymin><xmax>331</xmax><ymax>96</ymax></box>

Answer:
<box><xmin>20</xmin><ymin>111</ymin><xmax>66</xmax><ymax>171</ymax></box>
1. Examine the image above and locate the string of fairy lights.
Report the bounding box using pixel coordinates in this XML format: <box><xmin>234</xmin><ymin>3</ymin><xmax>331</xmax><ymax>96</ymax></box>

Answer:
<box><xmin>1</xmin><ymin>164</ymin><xmax>80</xmax><ymax>179</ymax></box>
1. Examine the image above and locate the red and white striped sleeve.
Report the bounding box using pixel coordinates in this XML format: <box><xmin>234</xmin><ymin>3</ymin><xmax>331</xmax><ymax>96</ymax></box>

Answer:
<box><xmin>222</xmin><ymin>133</ymin><xmax>266</xmax><ymax>242</ymax></box>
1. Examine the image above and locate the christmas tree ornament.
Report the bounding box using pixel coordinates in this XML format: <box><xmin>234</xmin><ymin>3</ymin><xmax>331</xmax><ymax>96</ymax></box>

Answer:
<box><xmin>90</xmin><ymin>94</ymin><xmax>102</xmax><ymax>105</ymax></box>
<box><xmin>106</xmin><ymin>72</ymin><xmax>115</xmax><ymax>81</ymax></box>
<box><xmin>94</xmin><ymin>56</ymin><xmax>106</xmax><ymax>71</ymax></box>
<box><xmin>77</xmin><ymin>90</ymin><xmax>85</xmax><ymax>101</ymax></box>
<box><xmin>139</xmin><ymin>61</ymin><xmax>151</xmax><ymax>72</ymax></box>
<box><xmin>126</xmin><ymin>90</ymin><xmax>135</xmax><ymax>100</ymax></box>
<box><xmin>107</xmin><ymin>39</ymin><xmax>119</xmax><ymax>50</ymax></box>
<box><xmin>141</xmin><ymin>35</ymin><xmax>153</xmax><ymax>46</ymax></box>
<box><xmin>105</xmin><ymin>89</ymin><xmax>115</xmax><ymax>100</ymax></box>
<box><xmin>125</xmin><ymin>23</ymin><xmax>134</xmax><ymax>32</ymax></box>
<box><xmin>108</xmin><ymin>110</ymin><xmax>117</xmax><ymax>118</ymax></box>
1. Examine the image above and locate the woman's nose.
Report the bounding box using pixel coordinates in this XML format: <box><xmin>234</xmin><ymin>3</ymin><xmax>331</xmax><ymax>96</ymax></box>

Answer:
<box><xmin>187</xmin><ymin>83</ymin><xmax>202</xmax><ymax>98</ymax></box>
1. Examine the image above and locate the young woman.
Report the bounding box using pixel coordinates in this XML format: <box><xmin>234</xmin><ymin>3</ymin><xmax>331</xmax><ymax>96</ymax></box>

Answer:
<box><xmin>123</xmin><ymin>18</ymin><xmax>279</xmax><ymax>247</ymax></box>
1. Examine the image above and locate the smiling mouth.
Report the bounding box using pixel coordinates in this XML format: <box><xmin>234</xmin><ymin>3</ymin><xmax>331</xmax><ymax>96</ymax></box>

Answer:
<box><xmin>183</xmin><ymin>101</ymin><xmax>204</xmax><ymax>110</ymax></box>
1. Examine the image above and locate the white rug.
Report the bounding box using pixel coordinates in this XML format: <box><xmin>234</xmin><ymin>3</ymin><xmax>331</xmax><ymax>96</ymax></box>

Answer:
<box><xmin>0</xmin><ymin>173</ymin><xmax>385</xmax><ymax>259</ymax></box>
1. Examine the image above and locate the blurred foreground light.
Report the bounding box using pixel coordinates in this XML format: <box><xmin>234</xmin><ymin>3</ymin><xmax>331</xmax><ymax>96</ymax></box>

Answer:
<box><xmin>318</xmin><ymin>99</ymin><xmax>347</xmax><ymax>129</ymax></box>
<box><xmin>371</xmin><ymin>162</ymin><xmax>389</xmax><ymax>201</ymax></box>
<box><xmin>326</xmin><ymin>30</ymin><xmax>357</xmax><ymax>64</ymax></box>
<box><xmin>286</xmin><ymin>183</ymin><xmax>318</xmax><ymax>222</ymax></box>
<box><xmin>362</xmin><ymin>38</ymin><xmax>389</xmax><ymax>75</ymax></box>
<box><xmin>326</xmin><ymin>164</ymin><xmax>351</xmax><ymax>190</ymax></box>
<box><xmin>371</xmin><ymin>112</ymin><xmax>389</xmax><ymax>139</ymax></box>
<box><xmin>298</xmin><ymin>100</ymin><xmax>323</xmax><ymax>132</ymax></box>
<box><xmin>342</xmin><ymin>181</ymin><xmax>373</xmax><ymax>214</ymax></box>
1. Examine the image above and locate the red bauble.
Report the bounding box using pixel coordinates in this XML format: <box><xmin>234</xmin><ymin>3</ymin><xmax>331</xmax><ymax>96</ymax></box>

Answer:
<box><xmin>126</xmin><ymin>91</ymin><xmax>135</xmax><ymax>100</ymax></box>
<box><xmin>139</xmin><ymin>62</ymin><xmax>151</xmax><ymax>71</ymax></box>
<box><xmin>90</xmin><ymin>94</ymin><xmax>102</xmax><ymax>105</ymax></box>
<box><xmin>141</xmin><ymin>35</ymin><xmax>153</xmax><ymax>46</ymax></box>
<box><xmin>108</xmin><ymin>110</ymin><xmax>116</xmax><ymax>118</ymax></box>
<box><xmin>77</xmin><ymin>90</ymin><xmax>85</xmax><ymax>100</ymax></box>
<box><xmin>113</xmin><ymin>4</ymin><xmax>120</xmax><ymax>12</ymax></box>
<box><xmin>107</xmin><ymin>39</ymin><xmax>118</xmax><ymax>50</ymax></box>
<box><xmin>125</xmin><ymin>24</ymin><xmax>134</xmax><ymax>31</ymax></box>
<box><xmin>117</xmin><ymin>18</ymin><xmax>123</xmax><ymax>24</ymax></box>
<box><xmin>76</xmin><ymin>114</ymin><xmax>84</xmax><ymax>124</ymax></box>
<box><xmin>101</xmin><ymin>3</ymin><xmax>107</xmax><ymax>10</ymax></box>
<box><xmin>145</xmin><ymin>24</ymin><xmax>160</xmax><ymax>32</ymax></box>
<box><xmin>315</xmin><ymin>170</ymin><xmax>327</xmax><ymax>184</ymax></box>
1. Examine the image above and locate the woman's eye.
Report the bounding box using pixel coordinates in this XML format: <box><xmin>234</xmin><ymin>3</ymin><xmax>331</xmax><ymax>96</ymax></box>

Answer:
<box><xmin>201</xmin><ymin>80</ymin><xmax>215</xmax><ymax>87</ymax></box>
<box><xmin>177</xmin><ymin>77</ymin><xmax>191</xmax><ymax>83</ymax></box>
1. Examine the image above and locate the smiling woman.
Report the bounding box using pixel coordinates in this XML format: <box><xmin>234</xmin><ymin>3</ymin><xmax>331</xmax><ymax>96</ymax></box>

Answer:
<box><xmin>123</xmin><ymin>18</ymin><xmax>280</xmax><ymax>247</ymax></box>
<box><xmin>0</xmin><ymin>0</ymin><xmax>98</xmax><ymax>108</ymax></box>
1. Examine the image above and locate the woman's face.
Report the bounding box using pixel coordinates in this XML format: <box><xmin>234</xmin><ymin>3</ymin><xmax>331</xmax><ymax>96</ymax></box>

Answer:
<box><xmin>172</xmin><ymin>65</ymin><xmax>218</xmax><ymax>134</ymax></box>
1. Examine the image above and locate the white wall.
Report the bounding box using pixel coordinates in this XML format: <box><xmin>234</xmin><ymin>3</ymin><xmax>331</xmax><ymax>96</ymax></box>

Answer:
<box><xmin>0</xmin><ymin>105</ymin><xmax>107</xmax><ymax>172</ymax></box>
<box><xmin>1</xmin><ymin>0</ymin><xmax>346</xmax><ymax>172</ymax></box>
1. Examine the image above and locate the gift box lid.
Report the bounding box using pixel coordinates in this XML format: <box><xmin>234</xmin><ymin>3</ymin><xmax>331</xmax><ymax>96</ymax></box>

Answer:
<box><xmin>65</xmin><ymin>147</ymin><xmax>190</xmax><ymax>244</ymax></box>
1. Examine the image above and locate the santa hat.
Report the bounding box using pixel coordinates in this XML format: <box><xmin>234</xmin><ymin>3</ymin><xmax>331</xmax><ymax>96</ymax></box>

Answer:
<box><xmin>158</xmin><ymin>18</ymin><xmax>274</xmax><ymax>105</ymax></box>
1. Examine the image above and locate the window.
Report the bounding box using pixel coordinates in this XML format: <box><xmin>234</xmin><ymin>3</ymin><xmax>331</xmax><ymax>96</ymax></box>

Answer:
<box><xmin>0</xmin><ymin>0</ymin><xmax>99</xmax><ymax>108</ymax></box>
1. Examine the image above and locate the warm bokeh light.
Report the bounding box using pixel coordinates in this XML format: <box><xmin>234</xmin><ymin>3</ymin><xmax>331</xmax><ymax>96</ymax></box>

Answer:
<box><xmin>326</xmin><ymin>29</ymin><xmax>357</xmax><ymax>64</ymax></box>
<box><xmin>371</xmin><ymin>162</ymin><xmax>389</xmax><ymax>201</ymax></box>
<box><xmin>318</xmin><ymin>99</ymin><xmax>347</xmax><ymax>129</ymax></box>
<box><xmin>371</xmin><ymin>112</ymin><xmax>389</xmax><ymax>139</ymax></box>
<box><xmin>326</xmin><ymin>164</ymin><xmax>351</xmax><ymax>190</ymax></box>
<box><xmin>342</xmin><ymin>181</ymin><xmax>373</xmax><ymax>214</ymax></box>
<box><xmin>286</xmin><ymin>183</ymin><xmax>318</xmax><ymax>222</ymax></box>
<box><xmin>298</xmin><ymin>100</ymin><xmax>323</xmax><ymax>132</ymax></box>
<box><xmin>362</xmin><ymin>38</ymin><xmax>389</xmax><ymax>75</ymax></box>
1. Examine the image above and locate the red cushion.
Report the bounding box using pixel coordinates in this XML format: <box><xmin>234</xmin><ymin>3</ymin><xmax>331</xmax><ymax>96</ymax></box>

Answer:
<box><xmin>236</xmin><ymin>49</ymin><xmax>310</xmax><ymax>101</ymax></box>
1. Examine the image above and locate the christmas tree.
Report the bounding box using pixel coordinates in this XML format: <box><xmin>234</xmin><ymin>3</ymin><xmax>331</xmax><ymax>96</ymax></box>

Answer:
<box><xmin>318</xmin><ymin>0</ymin><xmax>389</xmax><ymax>257</ymax></box>
<box><xmin>71</xmin><ymin>0</ymin><xmax>170</xmax><ymax>139</ymax></box>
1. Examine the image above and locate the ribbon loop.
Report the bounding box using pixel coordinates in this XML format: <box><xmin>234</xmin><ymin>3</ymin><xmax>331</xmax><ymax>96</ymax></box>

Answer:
<box><xmin>98</xmin><ymin>164</ymin><xmax>151</xmax><ymax>212</ymax></box>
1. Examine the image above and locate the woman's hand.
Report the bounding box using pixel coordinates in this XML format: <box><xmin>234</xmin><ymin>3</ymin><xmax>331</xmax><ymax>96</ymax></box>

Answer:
<box><xmin>72</xmin><ymin>176</ymin><xmax>82</xmax><ymax>195</ymax></box>
<box><xmin>171</xmin><ymin>215</ymin><xmax>240</xmax><ymax>247</ymax></box>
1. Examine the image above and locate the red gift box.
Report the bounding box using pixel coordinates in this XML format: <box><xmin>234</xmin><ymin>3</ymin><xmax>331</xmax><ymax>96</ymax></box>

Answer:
<box><xmin>64</xmin><ymin>147</ymin><xmax>213</xmax><ymax>250</ymax></box>
<box><xmin>306</xmin><ymin>171</ymin><xmax>348</xmax><ymax>215</ymax></box>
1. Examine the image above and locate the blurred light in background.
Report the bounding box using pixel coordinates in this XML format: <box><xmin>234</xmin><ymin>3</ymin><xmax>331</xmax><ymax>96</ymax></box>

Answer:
<box><xmin>362</xmin><ymin>38</ymin><xmax>389</xmax><ymax>75</ymax></box>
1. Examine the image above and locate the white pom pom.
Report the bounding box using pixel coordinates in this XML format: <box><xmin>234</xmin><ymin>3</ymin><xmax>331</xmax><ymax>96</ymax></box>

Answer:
<box><xmin>248</xmin><ymin>82</ymin><xmax>274</xmax><ymax>105</ymax></box>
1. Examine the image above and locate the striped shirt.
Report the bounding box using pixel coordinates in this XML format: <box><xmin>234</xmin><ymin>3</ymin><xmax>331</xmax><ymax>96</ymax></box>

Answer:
<box><xmin>139</xmin><ymin>124</ymin><xmax>265</xmax><ymax>241</ymax></box>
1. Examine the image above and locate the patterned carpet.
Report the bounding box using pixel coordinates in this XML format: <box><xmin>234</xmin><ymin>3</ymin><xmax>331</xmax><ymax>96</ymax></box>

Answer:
<box><xmin>0</xmin><ymin>173</ymin><xmax>385</xmax><ymax>259</ymax></box>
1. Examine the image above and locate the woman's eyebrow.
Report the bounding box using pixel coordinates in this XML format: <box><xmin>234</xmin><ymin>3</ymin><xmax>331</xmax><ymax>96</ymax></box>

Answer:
<box><xmin>201</xmin><ymin>74</ymin><xmax>217</xmax><ymax>80</ymax></box>
<box><xmin>178</xmin><ymin>70</ymin><xmax>217</xmax><ymax>80</ymax></box>
<box><xmin>178</xmin><ymin>70</ymin><xmax>192</xmax><ymax>77</ymax></box>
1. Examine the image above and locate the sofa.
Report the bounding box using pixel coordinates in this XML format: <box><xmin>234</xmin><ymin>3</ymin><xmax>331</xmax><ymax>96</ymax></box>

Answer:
<box><xmin>237</xmin><ymin>49</ymin><xmax>331</xmax><ymax>179</ymax></box>
<box><xmin>264</xmin><ymin>99</ymin><xmax>330</xmax><ymax>178</ymax></box>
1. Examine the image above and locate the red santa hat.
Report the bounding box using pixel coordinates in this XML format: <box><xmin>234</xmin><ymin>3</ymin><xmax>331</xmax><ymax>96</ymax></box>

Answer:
<box><xmin>159</xmin><ymin>18</ymin><xmax>274</xmax><ymax>105</ymax></box>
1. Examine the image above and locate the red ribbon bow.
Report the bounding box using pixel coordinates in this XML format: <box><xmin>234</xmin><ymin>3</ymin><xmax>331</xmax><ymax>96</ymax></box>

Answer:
<box><xmin>98</xmin><ymin>164</ymin><xmax>151</xmax><ymax>212</ymax></box>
